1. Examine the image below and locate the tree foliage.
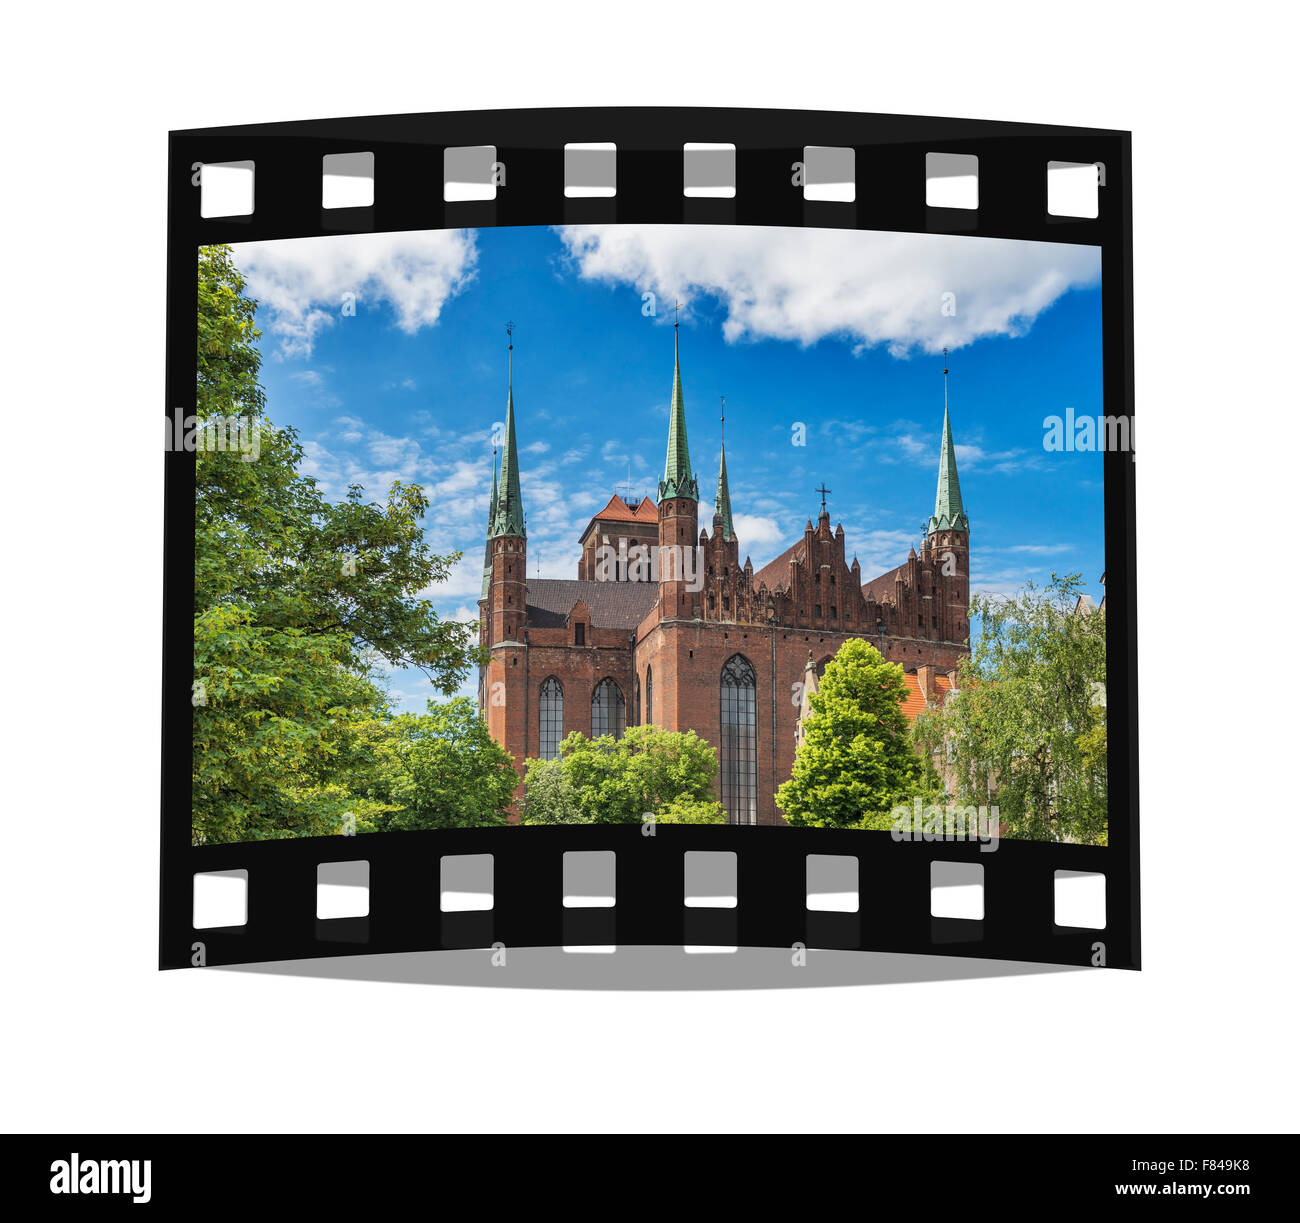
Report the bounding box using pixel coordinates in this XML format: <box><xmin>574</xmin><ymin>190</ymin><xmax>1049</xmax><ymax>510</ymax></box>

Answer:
<box><xmin>656</xmin><ymin>795</ymin><xmax>728</xmax><ymax>824</ymax></box>
<box><xmin>520</xmin><ymin>726</ymin><xmax>723</xmax><ymax>825</ymax></box>
<box><xmin>192</xmin><ymin>245</ymin><xmax>480</xmax><ymax>843</ymax></box>
<box><xmin>912</xmin><ymin>574</ymin><xmax>1107</xmax><ymax>844</ymax></box>
<box><xmin>365</xmin><ymin>699</ymin><xmax>518</xmax><ymax>832</ymax></box>
<box><xmin>776</xmin><ymin>639</ymin><xmax>924</xmax><ymax>829</ymax></box>
<box><xmin>520</xmin><ymin>757</ymin><xmax>583</xmax><ymax>826</ymax></box>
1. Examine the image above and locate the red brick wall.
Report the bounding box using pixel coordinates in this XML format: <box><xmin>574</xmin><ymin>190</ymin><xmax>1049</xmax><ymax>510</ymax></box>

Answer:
<box><xmin>487</xmin><ymin>624</ymin><xmax>636</xmax><ymax>821</ymax></box>
<box><xmin>657</xmin><ymin>495</ymin><xmax>700</xmax><ymax>619</ymax></box>
<box><xmin>482</xmin><ymin>641</ymin><xmax>528</xmax><ymax>795</ymax></box>
<box><xmin>627</xmin><ymin>617</ymin><xmax>952</xmax><ymax>825</ymax></box>
<box><xmin>487</xmin><ymin>533</ymin><xmax>527</xmax><ymax>645</ymax></box>
<box><xmin>523</xmin><ymin>637</ymin><xmax>636</xmax><ymax>746</ymax></box>
<box><xmin>577</xmin><ymin>520</ymin><xmax>658</xmax><ymax>580</ymax></box>
<box><xmin>479</xmin><ymin>502</ymin><xmax>971</xmax><ymax>827</ymax></box>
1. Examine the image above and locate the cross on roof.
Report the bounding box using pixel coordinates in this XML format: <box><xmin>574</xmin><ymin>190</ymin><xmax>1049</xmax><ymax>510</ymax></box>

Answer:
<box><xmin>816</xmin><ymin>482</ymin><xmax>831</xmax><ymax>513</ymax></box>
<box><xmin>617</xmin><ymin>459</ymin><xmax>638</xmax><ymax>503</ymax></box>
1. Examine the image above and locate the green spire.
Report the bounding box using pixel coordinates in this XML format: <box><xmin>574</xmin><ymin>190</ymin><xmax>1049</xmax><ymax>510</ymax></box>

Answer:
<box><xmin>714</xmin><ymin>399</ymin><xmax>734</xmax><ymax>541</ymax></box>
<box><xmin>928</xmin><ymin>355</ymin><xmax>969</xmax><ymax>535</ymax></box>
<box><xmin>491</xmin><ymin>341</ymin><xmax>526</xmax><ymax>538</ymax></box>
<box><xmin>659</xmin><ymin>326</ymin><xmax>699</xmax><ymax>502</ymax></box>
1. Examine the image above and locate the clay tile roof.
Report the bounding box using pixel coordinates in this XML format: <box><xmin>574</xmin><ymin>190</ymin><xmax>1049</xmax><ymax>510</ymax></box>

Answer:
<box><xmin>899</xmin><ymin>673</ymin><xmax>926</xmax><ymax>722</ymax></box>
<box><xmin>751</xmin><ymin>540</ymin><xmax>805</xmax><ymax>591</ymax></box>
<box><xmin>525</xmin><ymin>579</ymin><xmax>658</xmax><ymax>630</ymax></box>
<box><xmin>592</xmin><ymin>493</ymin><xmax>639</xmax><ymax>523</ymax></box>
<box><xmin>580</xmin><ymin>493</ymin><xmax>659</xmax><ymax>541</ymax></box>
<box><xmin>898</xmin><ymin>671</ymin><xmax>958</xmax><ymax>723</ymax></box>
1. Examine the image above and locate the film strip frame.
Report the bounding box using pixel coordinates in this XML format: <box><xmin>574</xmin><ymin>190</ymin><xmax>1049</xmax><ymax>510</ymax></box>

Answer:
<box><xmin>162</xmin><ymin>107</ymin><xmax>1138</xmax><ymax>972</ymax></box>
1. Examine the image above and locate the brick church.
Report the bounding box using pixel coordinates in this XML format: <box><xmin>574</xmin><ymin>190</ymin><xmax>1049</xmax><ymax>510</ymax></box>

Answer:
<box><xmin>478</xmin><ymin>329</ymin><xmax>972</xmax><ymax>824</ymax></box>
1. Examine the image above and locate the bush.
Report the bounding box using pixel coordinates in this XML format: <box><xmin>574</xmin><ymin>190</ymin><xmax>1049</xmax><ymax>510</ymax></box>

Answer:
<box><xmin>521</xmin><ymin>725</ymin><xmax>719</xmax><ymax>825</ymax></box>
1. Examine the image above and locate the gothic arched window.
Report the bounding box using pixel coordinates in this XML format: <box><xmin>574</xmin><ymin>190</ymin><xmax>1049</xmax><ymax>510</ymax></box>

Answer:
<box><xmin>591</xmin><ymin>678</ymin><xmax>626</xmax><ymax>740</ymax></box>
<box><xmin>539</xmin><ymin>677</ymin><xmax>564</xmax><ymax>761</ymax></box>
<box><xmin>645</xmin><ymin>666</ymin><xmax>653</xmax><ymax>726</ymax></box>
<box><xmin>720</xmin><ymin>654</ymin><xmax>758</xmax><ymax>824</ymax></box>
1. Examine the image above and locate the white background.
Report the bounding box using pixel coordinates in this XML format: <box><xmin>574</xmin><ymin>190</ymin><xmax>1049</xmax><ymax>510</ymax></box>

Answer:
<box><xmin>1</xmin><ymin>1</ymin><xmax>1295</xmax><ymax>1133</ymax></box>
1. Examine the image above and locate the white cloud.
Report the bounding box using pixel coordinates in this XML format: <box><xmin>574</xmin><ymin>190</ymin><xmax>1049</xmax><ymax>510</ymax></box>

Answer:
<box><xmin>882</xmin><ymin>428</ymin><xmax>1043</xmax><ymax>477</ymax></box>
<box><xmin>229</xmin><ymin>231</ymin><xmax>478</xmax><ymax>358</ymax></box>
<box><xmin>845</xmin><ymin>528</ymin><xmax>923</xmax><ymax>583</ymax></box>
<box><xmin>557</xmin><ymin>224</ymin><xmax>1098</xmax><ymax>356</ymax></box>
<box><xmin>367</xmin><ymin>431</ymin><xmax>418</xmax><ymax>465</ymax></box>
<box><xmin>732</xmin><ymin>513</ymin><xmax>784</xmax><ymax>556</ymax></box>
<box><xmin>970</xmin><ymin>568</ymin><xmax>1045</xmax><ymax>601</ymax></box>
<box><xmin>422</xmin><ymin>555</ymin><xmax>488</xmax><ymax>602</ymax></box>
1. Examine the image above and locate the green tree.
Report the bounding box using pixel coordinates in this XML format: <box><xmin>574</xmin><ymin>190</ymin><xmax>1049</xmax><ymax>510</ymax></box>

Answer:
<box><xmin>520</xmin><ymin>757</ymin><xmax>585</xmax><ymax>825</ymax></box>
<box><xmin>520</xmin><ymin>725</ymin><xmax>720</xmax><ymax>825</ymax></box>
<box><xmin>777</xmin><ymin>639</ymin><xmax>924</xmax><ymax>829</ymax></box>
<box><xmin>192</xmin><ymin>245</ymin><xmax>479</xmax><ymax>843</ymax></box>
<box><xmin>912</xmin><ymin>573</ymin><xmax>1107</xmax><ymax>844</ymax></box>
<box><xmin>656</xmin><ymin>796</ymin><xmax>727</xmax><ymax>824</ymax></box>
<box><xmin>368</xmin><ymin>699</ymin><xmax>518</xmax><ymax>831</ymax></box>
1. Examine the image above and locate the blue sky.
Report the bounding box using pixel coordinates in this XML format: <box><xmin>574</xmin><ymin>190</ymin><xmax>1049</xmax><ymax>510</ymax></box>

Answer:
<box><xmin>226</xmin><ymin>224</ymin><xmax>1104</xmax><ymax>711</ymax></box>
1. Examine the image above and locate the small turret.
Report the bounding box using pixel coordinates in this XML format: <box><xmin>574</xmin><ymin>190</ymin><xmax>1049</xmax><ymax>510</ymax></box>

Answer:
<box><xmin>713</xmin><ymin>396</ymin><xmax>735</xmax><ymax>543</ymax></box>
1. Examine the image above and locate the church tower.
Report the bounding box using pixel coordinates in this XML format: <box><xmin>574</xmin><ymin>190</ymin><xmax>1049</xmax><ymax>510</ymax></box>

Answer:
<box><xmin>923</xmin><ymin>350</ymin><xmax>971</xmax><ymax>645</ymax></box>
<box><xmin>482</xmin><ymin>329</ymin><xmax>530</xmax><ymax>772</ymax></box>
<box><xmin>488</xmin><ymin>331</ymin><xmax>527</xmax><ymax>645</ymax></box>
<box><xmin>657</xmin><ymin>323</ymin><xmax>700</xmax><ymax>618</ymax></box>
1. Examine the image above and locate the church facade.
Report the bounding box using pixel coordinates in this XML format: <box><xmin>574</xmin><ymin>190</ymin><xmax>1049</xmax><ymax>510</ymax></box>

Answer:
<box><xmin>478</xmin><ymin>332</ymin><xmax>972</xmax><ymax>825</ymax></box>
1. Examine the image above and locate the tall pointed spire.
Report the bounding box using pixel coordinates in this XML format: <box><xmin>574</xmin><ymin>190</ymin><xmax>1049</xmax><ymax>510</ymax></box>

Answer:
<box><xmin>492</xmin><ymin>325</ymin><xmax>526</xmax><ymax>538</ymax></box>
<box><xmin>714</xmin><ymin>395</ymin><xmax>734</xmax><ymax>541</ymax></box>
<box><xmin>659</xmin><ymin>315</ymin><xmax>699</xmax><ymax>502</ymax></box>
<box><xmin>928</xmin><ymin>348</ymin><xmax>969</xmax><ymax>535</ymax></box>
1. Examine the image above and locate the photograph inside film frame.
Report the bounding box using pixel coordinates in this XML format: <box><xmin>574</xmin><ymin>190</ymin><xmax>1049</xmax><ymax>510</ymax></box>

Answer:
<box><xmin>191</xmin><ymin>222</ymin><xmax>1108</xmax><ymax>849</ymax></box>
